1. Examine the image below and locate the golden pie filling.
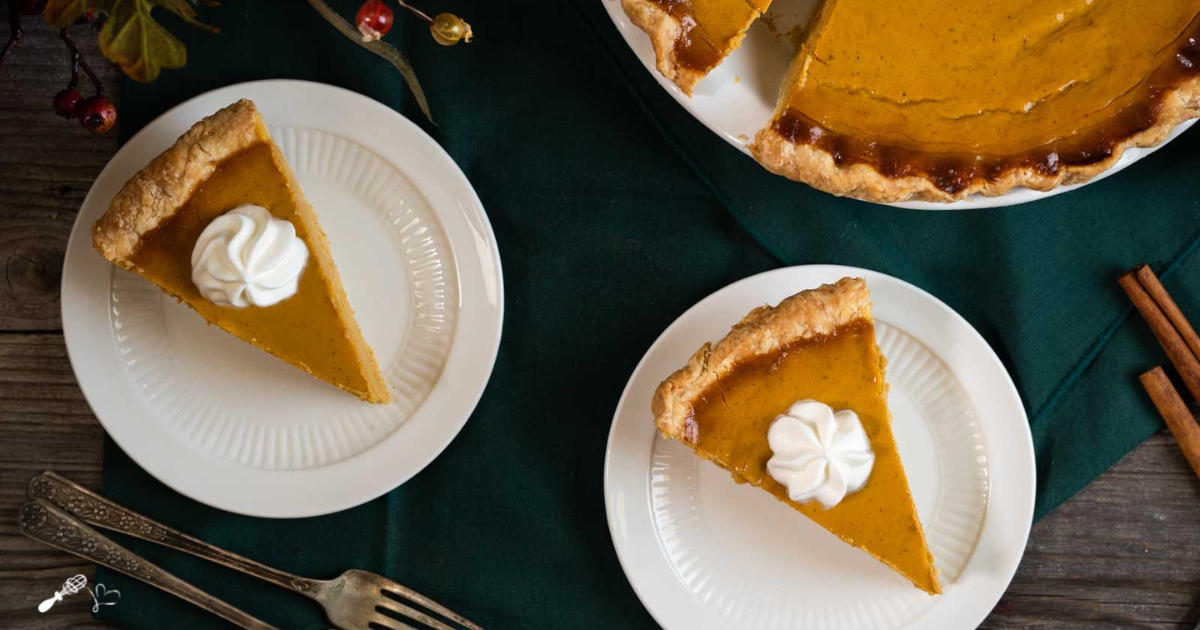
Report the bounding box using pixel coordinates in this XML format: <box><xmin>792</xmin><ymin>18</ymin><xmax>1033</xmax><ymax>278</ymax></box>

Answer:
<box><xmin>686</xmin><ymin>320</ymin><xmax>938</xmax><ymax>594</ymax></box>
<box><xmin>127</xmin><ymin>142</ymin><xmax>373</xmax><ymax>396</ymax></box>
<box><xmin>770</xmin><ymin>1</ymin><xmax>1200</xmax><ymax>193</ymax></box>
<box><xmin>627</xmin><ymin>0</ymin><xmax>1200</xmax><ymax>198</ymax></box>
<box><xmin>648</xmin><ymin>0</ymin><xmax>768</xmax><ymax>75</ymax></box>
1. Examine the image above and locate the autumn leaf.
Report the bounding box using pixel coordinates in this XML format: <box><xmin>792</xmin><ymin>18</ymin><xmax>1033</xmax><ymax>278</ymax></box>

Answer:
<box><xmin>44</xmin><ymin>0</ymin><xmax>112</xmax><ymax>28</ymax></box>
<box><xmin>45</xmin><ymin>0</ymin><xmax>217</xmax><ymax>82</ymax></box>
<box><xmin>306</xmin><ymin>0</ymin><xmax>433</xmax><ymax>123</ymax></box>
<box><xmin>98</xmin><ymin>0</ymin><xmax>189</xmax><ymax>82</ymax></box>
<box><xmin>152</xmin><ymin>0</ymin><xmax>219</xmax><ymax>33</ymax></box>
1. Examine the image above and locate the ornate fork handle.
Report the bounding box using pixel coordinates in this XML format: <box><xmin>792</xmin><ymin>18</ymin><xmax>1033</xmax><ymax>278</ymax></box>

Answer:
<box><xmin>19</xmin><ymin>500</ymin><xmax>281</xmax><ymax>630</ymax></box>
<box><xmin>28</xmin><ymin>472</ymin><xmax>321</xmax><ymax>595</ymax></box>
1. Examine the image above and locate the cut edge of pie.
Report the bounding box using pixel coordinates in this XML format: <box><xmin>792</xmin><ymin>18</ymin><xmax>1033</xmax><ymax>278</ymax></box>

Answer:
<box><xmin>620</xmin><ymin>0</ymin><xmax>760</xmax><ymax>96</ymax></box>
<box><xmin>624</xmin><ymin>0</ymin><xmax>1200</xmax><ymax>203</ymax></box>
<box><xmin>92</xmin><ymin>99</ymin><xmax>391</xmax><ymax>404</ymax></box>
<box><xmin>653</xmin><ymin>277</ymin><xmax>872</xmax><ymax>439</ymax></box>
<box><xmin>747</xmin><ymin>9</ymin><xmax>1200</xmax><ymax>204</ymax></box>
<box><xmin>750</xmin><ymin>63</ymin><xmax>1200</xmax><ymax>204</ymax></box>
<box><xmin>651</xmin><ymin>277</ymin><xmax>941</xmax><ymax>594</ymax></box>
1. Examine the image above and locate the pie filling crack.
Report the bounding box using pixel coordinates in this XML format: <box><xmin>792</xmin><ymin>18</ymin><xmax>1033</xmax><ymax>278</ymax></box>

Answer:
<box><xmin>622</xmin><ymin>0</ymin><xmax>1200</xmax><ymax>202</ymax></box>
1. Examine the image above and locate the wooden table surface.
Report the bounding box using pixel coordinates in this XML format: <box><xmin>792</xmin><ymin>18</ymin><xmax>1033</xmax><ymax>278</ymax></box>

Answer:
<box><xmin>3</xmin><ymin>16</ymin><xmax>1200</xmax><ymax>630</ymax></box>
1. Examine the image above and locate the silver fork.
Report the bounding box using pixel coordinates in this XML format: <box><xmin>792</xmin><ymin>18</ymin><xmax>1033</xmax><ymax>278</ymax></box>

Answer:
<box><xmin>19</xmin><ymin>499</ymin><xmax>285</xmax><ymax>630</ymax></box>
<box><xmin>30</xmin><ymin>472</ymin><xmax>485</xmax><ymax>630</ymax></box>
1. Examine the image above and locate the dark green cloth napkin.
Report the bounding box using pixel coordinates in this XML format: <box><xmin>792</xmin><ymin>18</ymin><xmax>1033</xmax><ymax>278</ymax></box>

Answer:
<box><xmin>94</xmin><ymin>0</ymin><xmax>1200</xmax><ymax>627</ymax></box>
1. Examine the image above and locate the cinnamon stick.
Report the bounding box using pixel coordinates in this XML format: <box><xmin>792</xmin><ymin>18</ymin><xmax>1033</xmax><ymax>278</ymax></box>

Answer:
<box><xmin>1140</xmin><ymin>367</ymin><xmax>1200</xmax><ymax>479</ymax></box>
<box><xmin>1134</xmin><ymin>265</ymin><xmax>1200</xmax><ymax>362</ymax></box>
<box><xmin>1118</xmin><ymin>269</ymin><xmax>1200</xmax><ymax>405</ymax></box>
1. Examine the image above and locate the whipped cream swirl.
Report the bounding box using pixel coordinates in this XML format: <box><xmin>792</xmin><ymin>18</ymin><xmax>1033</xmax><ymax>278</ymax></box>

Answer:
<box><xmin>766</xmin><ymin>400</ymin><xmax>875</xmax><ymax>509</ymax></box>
<box><xmin>191</xmin><ymin>205</ymin><xmax>309</xmax><ymax>308</ymax></box>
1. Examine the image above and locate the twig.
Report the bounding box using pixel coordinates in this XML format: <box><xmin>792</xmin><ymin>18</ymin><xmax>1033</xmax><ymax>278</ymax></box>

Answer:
<box><xmin>306</xmin><ymin>0</ymin><xmax>433</xmax><ymax>123</ymax></box>
<box><xmin>392</xmin><ymin>0</ymin><xmax>433</xmax><ymax>24</ymax></box>
<box><xmin>60</xmin><ymin>27</ymin><xmax>103</xmax><ymax>95</ymax></box>
<box><xmin>1</xmin><ymin>0</ymin><xmax>24</xmax><ymax>75</ymax></box>
<box><xmin>68</xmin><ymin>44</ymin><xmax>79</xmax><ymax>89</ymax></box>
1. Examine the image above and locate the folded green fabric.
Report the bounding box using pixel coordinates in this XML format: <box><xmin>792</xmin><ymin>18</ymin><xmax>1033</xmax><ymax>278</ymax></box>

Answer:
<box><xmin>94</xmin><ymin>0</ymin><xmax>1199</xmax><ymax>627</ymax></box>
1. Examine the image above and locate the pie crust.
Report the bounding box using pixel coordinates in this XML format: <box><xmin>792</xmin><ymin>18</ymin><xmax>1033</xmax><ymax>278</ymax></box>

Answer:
<box><xmin>622</xmin><ymin>0</ymin><xmax>1200</xmax><ymax>203</ymax></box>
<box><xmin>650</xmin><ymin>277</ymin><xmax>940</xmax><ymax>593</ymax></box>
<box><xmin>93</xmin><ymin>100</ymin><xmax>266</xmax><ymax>264</ymax></box>
<box><xmin>621</xmin><ymin>0</ymin><xmax>701</xmax><ymax>95</ymax></box>
<box><xmin>619</xmin><ymin>0</ymin><xmax>756</xmax><ymax>96</ymax></box>
<box><xmin>91</xmin><ymin>99</ymin><xmax>391</xmax><ymax>403</ymax></box>
<box><xmin>751</xmin><ymin>77</ymin><xmax>1200</xmax><ymax>203</ymax></box>
<box><xmin>652</xmin><ymin>276</ymin><xmax>871</xmax><ymax>440</ymax></box>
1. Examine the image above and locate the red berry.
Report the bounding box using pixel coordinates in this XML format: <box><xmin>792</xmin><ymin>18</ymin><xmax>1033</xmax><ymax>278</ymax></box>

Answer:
<box><xmin>356</xmin><ymin>0</ymin><xmax>393</xmax><ymax>41</ymax></box>
<box><xmin>18</xmin><ymin>0</ymin><xmax>47</xmax><ymax>15</ymax></box>
<box><xmin>53</xmin><ymin>88</ymin><xmax>84</xmax><ymax>118</ymax></box>
<box><xmin>78</xmin><ymin>95</ymin><xmax>117</xmax><ymax>134</ymax></box>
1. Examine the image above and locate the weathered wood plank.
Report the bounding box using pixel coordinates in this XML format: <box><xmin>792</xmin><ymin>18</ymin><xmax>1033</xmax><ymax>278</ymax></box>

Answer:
<box><xmin>0</xmin><ymin>334</ymin><xmax>105</xmax><ymax>630</ymax></box>
<box><xmin>2</xmin><ymin>17</ymin><xmax>161</xmax><ymax>630</ymax></box>
<box><xmin>983</xmin><ymin>434</ymin><xmax>1200</xmax><ymax>629</ymax></box>
<box><xmin>0</xmin><ymin>16</ymin><xmax>119</xmax><ymax>332</ymax></box>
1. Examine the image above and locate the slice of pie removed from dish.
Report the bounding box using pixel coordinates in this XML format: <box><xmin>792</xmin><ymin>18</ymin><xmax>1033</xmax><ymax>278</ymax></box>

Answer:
<box><xmin>652</xmin><ymin>277</ymin><xmax>940</xmax><ymax>593</ymax></box>
<box><xmin>92</xmin><ymin>99</ymin><xmax>390</xmax><ymax>403</ymax></box>
<box><xmin>620</xmin><ymin>0</ymin><xmax>771</xmax><ymax>96</ymax></box>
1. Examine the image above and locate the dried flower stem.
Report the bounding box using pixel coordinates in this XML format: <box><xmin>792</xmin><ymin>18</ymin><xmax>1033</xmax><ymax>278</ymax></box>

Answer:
<box><xmin>391</xmin><ymin>0</ymin><xmax>433</xmax><ymax>24</ymax></box>
<box><xmin>1</xmin><ymin>0</ymin><xmax>24</xmax><ymax>74</ymax></box>
<box><xmin>306</xmin><ymin>0</ymin><xmax>432</xmax><ymax>123</ymax></box>
<box><xmin>60</xmin><ymin>27</ymin><xmax>104</xmax><ymax>95</ymax></box>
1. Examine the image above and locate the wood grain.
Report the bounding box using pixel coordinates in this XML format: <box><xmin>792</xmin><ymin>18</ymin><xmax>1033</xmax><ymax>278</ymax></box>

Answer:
<box><xmin>0</xmin><ymin>16</ymin><xmax>118</xmax><ymax>333</ymax></box>
<box><xmin>984</xmin><ymin>434</ymin><xmax>1200</xmax><ymax>629</ymax></box>
<box><xmin>2</xmin><ymin>10</ymin><xmax>1200</xmax><ymax>630</ymax></box>
<box><xmin>1</xmin><ymin>15</ymin><xmax>113</xmax><ymax>630</ymax></box>
<box><xmin>0</xmin><ymin>334</ymin><xmax>106</xmax><ymax>630</ymax></box>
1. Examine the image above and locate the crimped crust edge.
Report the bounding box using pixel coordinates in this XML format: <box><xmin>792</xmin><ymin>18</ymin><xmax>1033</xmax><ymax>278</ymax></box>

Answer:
<box><xmin>651</xmin><ymin>277</ymin><xmax>872</xmax><ymax>439</ymax></box>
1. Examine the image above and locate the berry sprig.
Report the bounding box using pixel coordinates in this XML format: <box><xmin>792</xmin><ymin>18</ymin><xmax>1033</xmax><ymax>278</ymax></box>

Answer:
<box><xmin>2</xmin><ymin>1</ymin><xmax>114</xmax><ymax>132</ymax></box>
<box><xmin>58</xmin><ymin>21</ymin><xmax>115</xmax><ymax>132</ymax></box>
<box><xmin>1</xmin><ymin>0</ymin><xmax>29</xmax><ymax>75</ymax></box>
<box><xmin>355</xmin><ymin>0</ymin><xmax>392</xmax><ymax>42</ymax></box>
<box><xmin>2</xmin><ymin>0</ymin><xmax>219</xmax><ymax>133</ymax></box>
<box><xmin>310</xmin><ymin>0</ymin><xmax>473</xmax><ymax>123</ymax></box>
<box><xmin>355</xmin><ymin>0</ymin><xmax>471</xmax><ymax>46</ymax></box>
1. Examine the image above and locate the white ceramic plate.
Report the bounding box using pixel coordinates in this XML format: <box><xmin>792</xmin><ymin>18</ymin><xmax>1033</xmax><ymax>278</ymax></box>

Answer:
<box><xmin>602</xmin><ymin>0</ymin><xmax>1198</xmax><ymax>209</ymax></box>
<box><xmin>605</xmin><ymin>265</ymin><xmax>1035</xmax><ymax>629</ymax></box>
<box><xmin>61</xmin><ymin>80</ymin><xmax>504</xmax><ymax>518</ymax></box>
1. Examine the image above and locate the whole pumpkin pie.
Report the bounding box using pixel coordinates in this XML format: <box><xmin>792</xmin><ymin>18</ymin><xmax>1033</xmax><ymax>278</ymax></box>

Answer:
<box><xmin>624</xmin><ymin>0</ymin><xmax>1200</xmax><ymax>202</ymax></box>
<box><xmin>652</xmin><ymin>277</ymin><xmax>939</xmax><ymax>593</ymax></box>
<box><xmin>92</xmin><ymin>100</ymin><xmax>390</xmax><ymax>403</ymax></box>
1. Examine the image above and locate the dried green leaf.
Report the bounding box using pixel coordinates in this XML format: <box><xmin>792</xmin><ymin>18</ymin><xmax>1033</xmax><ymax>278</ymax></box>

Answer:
<box><xmin>99</xmin><ymin>0</ymin><xmax>188</xmax><ymax>82</ymax></box>
<box><xmin>152</xmin><ymin>0</ymin><xmax>218</xmax><ymax>33</ymax></box>
<box><xmin>44</xmin><ymin>0</ymin><xmax>112</xmax><ymax>28</ymax></box>
<box><xmin>306</xmin><ymin>0</ymin><xmax>433</xmax><ymax>123</ymax></box>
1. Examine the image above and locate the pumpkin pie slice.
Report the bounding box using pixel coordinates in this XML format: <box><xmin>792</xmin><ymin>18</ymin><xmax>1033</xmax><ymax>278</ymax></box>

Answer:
<box><xmin>621</xmin><ymin>0</ymin><xmax>770</xmax><ymax>95</ymax></box>
<box><xmin>652</xmin><ymin>277</ymin><xmax>939</xmax><ymax>593</ymax></box>
<box><xmin>92</xmin><ymin>100</ymin><xmax>390</xmax><ymax>403</ymax></box>
<box><xmin>751</xmin><ymin>1</ymin><xmax>1200</xmax><ymax>202</ymax></box>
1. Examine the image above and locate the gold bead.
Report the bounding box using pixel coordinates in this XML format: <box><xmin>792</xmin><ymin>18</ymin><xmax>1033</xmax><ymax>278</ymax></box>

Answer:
<box><xmin>430</xmin><ymin>13</ymin><xmax>472</xmax><ymax>46</ymax></box>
